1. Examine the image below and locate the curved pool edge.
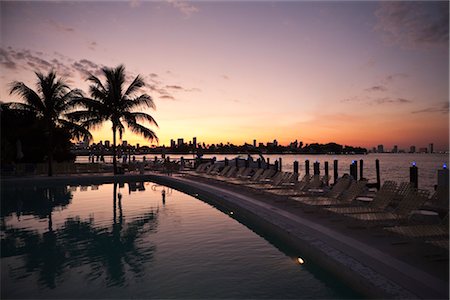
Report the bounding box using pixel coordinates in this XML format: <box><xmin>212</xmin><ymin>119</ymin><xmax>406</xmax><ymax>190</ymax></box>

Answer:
<box><xmin>146</xmin><ymin>175</ymin><xmax>447</xmax><ymax>300</ymax></box>
<box><xmin>3</xmin><ymin>173</ymin><xmax>448</xmax><ymax>299</ymax></box>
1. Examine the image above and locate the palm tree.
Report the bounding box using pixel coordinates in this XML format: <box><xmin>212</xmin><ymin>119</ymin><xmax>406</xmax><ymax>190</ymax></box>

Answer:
<box><xmin>69</xmin><ymin>65</ymin><xmax>158</xmax><ymax>174</ymax></box>
<box><xmin>7</xmin><ymin>71</ymin><xmax>92</xmax><ymax>176</ymax></box>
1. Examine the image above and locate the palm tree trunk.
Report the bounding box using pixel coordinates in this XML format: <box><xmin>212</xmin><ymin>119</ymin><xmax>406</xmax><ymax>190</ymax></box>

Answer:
<box><xmin>48</xmin><ymin>128</ymin><xmax>53</xmax><ymax>177</ymax></box>
<box><xmin>112</xmin><ymin>126</ymin><xmax>117</xmax><ymax>175</ymax></box>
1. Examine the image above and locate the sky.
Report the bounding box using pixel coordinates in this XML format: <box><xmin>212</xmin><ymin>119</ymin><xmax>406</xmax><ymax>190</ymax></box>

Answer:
<box><xmin>1</xmin><ymin>1</ymin><xmax>449</xmax><ymax>151</ymax></box>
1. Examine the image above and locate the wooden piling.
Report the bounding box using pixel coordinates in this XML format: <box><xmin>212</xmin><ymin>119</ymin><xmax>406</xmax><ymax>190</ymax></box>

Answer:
<box><xmin>235</xmin><ymin>157</ymin><xmax>239</xmax><ymax>167</ymax></box>
<box><xmin>333</xmin><ymin>160</ymin><xmax>338</xmax><ymax>184</ymax></box>
<box><xmin>293</xmin><ymin>161</ymin><xmax>299</xmax><ymax>174</ymax></box>
<box><xmin>225</xmin><ymin>158</ymin><xmax>229</xmax><ymax>166</ymax></box>
<box><xmin>359</xmin><ymin>159</ymin><xmax>364</xmax><ymax>179</ymax></box>
<box><xmin>354</xmin><ymin>160</ymin><xmax>358</xmax><ymax>181</ymax></box>
<box><xmin>410</xmin><ymin>163</ymin><xmax>418</xmax><ymax>189</ymax></box>
<box><xmin>313</xmin><ymin>161</ymin><xmax>320</xmax><ymax>175</ymax></box>
<box><xmin>324</xmin><ymin>161</ymin><xmax>329</xmax><ymax>185</ymax></box>
<box><xmin>279</xmin><ymin>157</ymin><xmax>282</xmax><ymax>171</ymax></box>
<box><xmin>305</xmin><ymin>159</ymin><xmax>310</xmax><ymax>175</ymax></box>
<box><xmin>257</xmin><ymin>158</ymin><xmax>261</xmax><ymax>168</ymax></box>
<box><xmin>375</xmin><ymin>159</ymin><xmax>381</xmax><ymax>190</ymax></box>
<box><xmin>274</xmin><ymin>160</ymin><xmax>279</xmax><ymax>171</ymax></box>
<box><xmin>267</xmin><ymin>158</ymin><xmax>270</xmax><ymax>169</ymax></box>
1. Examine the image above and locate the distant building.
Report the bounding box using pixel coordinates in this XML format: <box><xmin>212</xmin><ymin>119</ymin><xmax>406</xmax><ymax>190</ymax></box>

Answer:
<box><xmin>170</xmin><ymin>139</ymin><xmax>175</xmax><ymax>148</ymax></box>
<box><xmin>177</xmin><ymin>138</ymin><xmax>184</xmax><ymax>147</ymax></box>
<box><xmin>377</xmin><ymin>144</ymin><xmax>384</xmax><ymax>153</ymax></box>
<box><xmin>193</xmin><ymin>137</ymin><xmax>197</xmax><ymax>148</ymax></box>
<box><xmin>392</xmin><ymin>145</ymin><xmax>398</xmax><ymax>153</ymax></box>
<box><xmin>136</xmin><ymin>143</ymin><xmax>140</xmax><ymax>150</ymax></box>
<box><xmin>429</xmin><ymin>143</ymin><xmax>434</xmax><ymax>154</ymax></box>
<box><xmin>258</xmin><ymin>143</ymin><xmax>264</xmax><ymax>148</ymax></box>
<box><xmin>273</xmin><ymin>139</ymin><xmax>278</xmax><ymax>147</ymax></box>
<box><xmin>253</xmin><ymin>139</ymin><xmax>256</xmax><ymax>147</ymax></box>
<box><xmin>419</xmin><ymin>147</ymin><xmax>428</xmax><ymax>153</ymax></box>
<box><xmin>372</xmin><ymin>147</ymin><xmax>377</xmax><ymax>153</ymax></box>
<box><xmin>105</xmin><ymin>140</ymin><xmax>110</xmax><ymax>148</ymax></box>
<box><xmin>122</xmin><ymin>140</ymin><xmax>128</xmax><ymax>147</ymax></box>
<box><xmin>409</xmin><ymin>146</ymin><xmax>416</xmax><ymax>153</ymax></box>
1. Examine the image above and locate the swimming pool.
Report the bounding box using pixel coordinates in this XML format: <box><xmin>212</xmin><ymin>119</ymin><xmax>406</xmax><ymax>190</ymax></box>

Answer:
<box><xmin>1</xmin><ymin>181</ymin><xmax>360</xmax><ymax>298</ymax></box>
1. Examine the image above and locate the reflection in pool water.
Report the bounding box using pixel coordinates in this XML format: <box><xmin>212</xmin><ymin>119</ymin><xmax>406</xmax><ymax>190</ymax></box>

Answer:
<box><xmin>1</xmin><ymin>182</ymin><xmax>361</xmax><ymax>299</ymax></box>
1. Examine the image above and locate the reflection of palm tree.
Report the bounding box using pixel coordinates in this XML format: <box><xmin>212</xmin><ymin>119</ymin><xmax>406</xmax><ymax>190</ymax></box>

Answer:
<box><xmin>69</xmin><ymin>65</ymin><xmax>158</xmax><ymax>174</ymax></box>
<box><xmin>1</xmin><ymin>185</ymin><xmax>158</xmax><ymax>291</ymax></box>
<box><xmin>6</xmin><ymin>71</ymin><xmax>92</xmax><ymax>176</ymax></box>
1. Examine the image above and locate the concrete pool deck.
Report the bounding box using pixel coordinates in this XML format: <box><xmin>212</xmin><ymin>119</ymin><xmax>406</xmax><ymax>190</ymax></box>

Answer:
<box><xmin>2</xmin><ymin>171</ymin><xmax>449</xmax><ymax>299</ymax></box>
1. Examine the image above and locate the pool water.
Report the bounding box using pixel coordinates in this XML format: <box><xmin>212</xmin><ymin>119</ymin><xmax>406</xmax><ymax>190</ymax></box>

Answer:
<box><xmin>1</xmin><ymin>182</ymin><xmax>360</xmax><ymax>299</ymax></box>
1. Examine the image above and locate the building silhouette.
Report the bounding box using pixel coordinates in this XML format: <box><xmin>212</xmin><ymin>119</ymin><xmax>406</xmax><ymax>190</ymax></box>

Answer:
<box><xmin>377</xmin><ymin>144</ymin><xmax>384</xmax><ymax>153</ymax></box>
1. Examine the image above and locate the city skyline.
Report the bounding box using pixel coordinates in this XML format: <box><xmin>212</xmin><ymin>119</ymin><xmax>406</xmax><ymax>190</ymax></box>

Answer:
<box><xmin>80</xmin><ymin>136</ymin><xmax>441</xmax><ymax>154</ymax></box>
<box><xmin>1</xmin><ymin>1</ymin><xmax>449</xmax><ymax>150</ymax></box>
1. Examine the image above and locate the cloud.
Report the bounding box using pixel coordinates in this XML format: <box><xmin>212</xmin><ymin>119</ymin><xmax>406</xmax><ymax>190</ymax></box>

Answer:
<box><xmin>159</xmin><ymin>95</ymin><xmax>176</xmax><ymax>101</ymax></box>
<box><xmin>46</xmin><ymin>19</ymin><xmax>75</xmax><ymax>33</ymax></box>
<box><xmin>165</xmin><ymin>84</ymin><xmax>200</xmax><ymax>92</ymax></box>
<box><xmin>166</xmin><ymin>0</ymin><xmax>199</xmax><ymax>17</ymax></box>
<box><xmin>365</xmin><ymin>85</ymin><xmax>387</xmax><ymax>92</ymax></box>
<box><xmin>72</xmin><ymin>59</ymin><xmax>103</xmax><ymax>77</ymax></box>
<box><xmin>385</xmin><ymin>73</ymin><xmax>408</xmax><ymax>82</ymax></box>
<box><xmin>88</xmin><ymin>41</ymin><xmax>97</xmax><ymax>51</ymax></box>
<box><xmin>375</xmin><ymin>2</ymin><xmax>449</xmax><ymax>48</ymax></box>
<box><xmin>0</xmin><ymin>48</ymin><xmax>17</xmax><ymax>69</ymax></box>
<box><xmin>373</xmin><ymin>97</ymin><xmax>412</xmax><ymax>105</ymax></box>
<box><xmin>341</xmin><ymin>96</ymin><xmax>412</xmax><ymax>105</ymax></box>
<box><xmin>412</xmin><ymin>102</ymin><xmax>449</xmax><ymax>114</ymax></box>
<box><xmin>166</xmin><ymin>85</ymin><xmax>183</xmax><ymax>90</ymax></box>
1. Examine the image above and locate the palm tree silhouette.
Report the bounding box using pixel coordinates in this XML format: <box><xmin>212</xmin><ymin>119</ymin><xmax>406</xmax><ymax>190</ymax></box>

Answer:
<box><xmin>7</xmin><ymin>71</ymin><xmax>92</xmax><ymax>176</ymax></box>
<box><xmin>69</xmin><ymin>65</ymin><xmax>158</xmax><ymax>174</ymax></box>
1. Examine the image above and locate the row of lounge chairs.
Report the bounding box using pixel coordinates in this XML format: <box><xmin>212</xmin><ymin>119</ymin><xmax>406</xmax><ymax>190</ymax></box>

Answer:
<box><xmin>190</xmin><ymin>162</ymin><xmax>449</xmax><ymax>251</ymax></box>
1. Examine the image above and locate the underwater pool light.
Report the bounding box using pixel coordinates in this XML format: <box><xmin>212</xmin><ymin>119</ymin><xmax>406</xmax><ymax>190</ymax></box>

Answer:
<box><xmin>412</xmin><ymin>162</ymin><xmax>416</xmax><ymax>167</ymax></box>
<box><xmin>443</xmin><ymin>164</ymin><xmax>447</xmax><ymax>169</ymax></box>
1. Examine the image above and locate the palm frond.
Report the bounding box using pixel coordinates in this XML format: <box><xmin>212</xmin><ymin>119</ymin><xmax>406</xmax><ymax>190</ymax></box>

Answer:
<box><xmin>124</xmin><ymin>94</ymin><xmax>155</xmax><ymax>110</ymax></box>
<box><xmin>58</xmin><ymin>119</ymin><xmax>93</xmax><ymax>141</ymax></box>
<box><xmin>81</xmin><ymin>117</ymin><xmax>107</xmax><ymax>130</ymax></box>
<box><xmin>9</xmin><ymin>82</ymin><xmax>45</xmax><ymax>112</ymax></box>
<box><xmin>126</xmin><ymin>121</ymin><xmax>158</xmax><ymax>142</ymax></box>
<box><xmin>86</xmin><ymin>74</ymin><xmax>106</xmax><ymax>93</ymax></box>
<box><xmin>124</xmin><ymin>75</ymin><xmax>145</xmax><ymax>96</ymax></box>
<box><xmin>65</xmin><ymin>110</ymin><xmax>99</xmax><ymax>122</ymax></box>
<box><xmin>4</xmin><ymin>102</ymin><xmax>38</xmax><ymax>113</ymax></box>
<box><xmin>123</xmin><ymin>111</ymin><xmax>158</xmax><ymax>127</ymax></box>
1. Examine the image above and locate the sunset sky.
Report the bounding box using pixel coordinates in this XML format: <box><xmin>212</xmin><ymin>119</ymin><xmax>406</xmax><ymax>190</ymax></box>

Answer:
<box><xmin>1</xmin><ymin>1</ymin><xmax>449</xmax><ymax>150</ymax></box>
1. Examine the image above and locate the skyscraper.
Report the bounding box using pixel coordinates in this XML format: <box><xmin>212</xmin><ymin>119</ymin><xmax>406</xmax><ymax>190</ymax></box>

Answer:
<box><xmin>429</xmin><ymin>143</ymin><xmax>434</xmax><ymax>154</ymax></box>
<box><xmin>392</xmin><ymin>145</ymin><xmax>398</xmax><ymax>153</ymax></box>
<box><xmin>193</xmin><ymin>137</ymin><xmax>197</xmax><ymax>148</ymax></box>
<box><xmin>377</xmin><ymin>144</ymin><xmax>384</xmax><ymax>153</ymax></box>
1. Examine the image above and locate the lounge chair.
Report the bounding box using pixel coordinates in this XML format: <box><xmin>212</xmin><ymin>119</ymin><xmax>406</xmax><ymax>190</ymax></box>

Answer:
<box><xmin>248</xmin><ymin>172</ymin><xmax>287</xmax><ymax>188</ymax></box>
<box><xmin>384</xmin><ymin>214</ymin><xmax>449</xmax><ymax>239</ymax></box>
<box><xmin>227</xmin><ymin>168</ymin><xmax>264</xmax><ymax>184</ymax></box>
<box><xmin>324</xmin><ymin>180</ymin><xmax>398</xmax><ymax>215</ymax></box>
<box><xmin>265</xmin><ymin>174</ymin><xmax>313</xmax><ymax>196</ymax></box>
<box><xmin>221</xmin><ymin>167</ymin><xmax>255</xmax><ymax>183</ymax></box>
<box><xmin>242</xmin><ymin>169</ymin><xmax>277</xmax><ymax>186</ymax></box>
<box><xmin>292</xmin><ymin>179</ymin><xmax>368</xmax><ymax>207</ymax></box>
<box><xmin>345</xmin><ymin>188</ymin><xmax>430</xmax><ymax>227</ymax></box>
